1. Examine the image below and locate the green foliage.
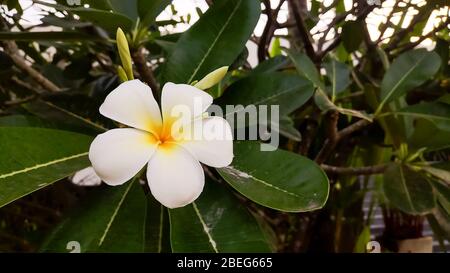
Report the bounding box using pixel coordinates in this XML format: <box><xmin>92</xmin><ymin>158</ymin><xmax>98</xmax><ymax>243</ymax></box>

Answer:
<box><xmin>0</xmin><ymin>0</ymin><xmax>449</xmax><ymax>253</ymax></box>
<box><xmin>0</xmin><ymin>127</ymin><xmax>92</xmax><ymax>208</ymax></box>
<box><xmin>170</xmin><ymin>179</ymin><xmax>271</xmax><ymax>253</ymax></box>
<box><xmin>218</xmin><ymin>142</ymin><xmax>329</xmax><ymax>212</ymax></box>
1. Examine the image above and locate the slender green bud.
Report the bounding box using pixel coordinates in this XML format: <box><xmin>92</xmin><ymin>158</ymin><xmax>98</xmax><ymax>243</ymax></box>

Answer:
<box><xmin>116</xmin><ymin>28</ymin><xmax>134</xmax><ymax>80</ymax></box>
<box><xmin>117</xmin><ymin>65</ymin><xmax>128</xmax><ymax>83</ymax></box>
<box><xmin>194</xmin><ymin>66</ymin><xmax>228</xmax><ymax>90</ymax></box>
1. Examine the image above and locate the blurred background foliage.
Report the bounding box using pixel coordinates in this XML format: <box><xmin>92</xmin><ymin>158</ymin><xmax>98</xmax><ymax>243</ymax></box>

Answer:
<box><xmin>0</xmin><ymin>0</ymin><xmax>449</xmax><ymax>252</ymax></box>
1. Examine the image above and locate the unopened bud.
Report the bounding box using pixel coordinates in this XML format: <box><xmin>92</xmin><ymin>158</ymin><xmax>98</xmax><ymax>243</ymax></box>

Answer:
<box><xmin>194</xmin><ymin>66</ymin><xmax>228</xmax><ymax>90</ymax></box>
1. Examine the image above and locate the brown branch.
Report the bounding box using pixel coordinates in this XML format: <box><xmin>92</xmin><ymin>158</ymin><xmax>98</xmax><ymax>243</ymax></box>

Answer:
<box><xmin>321</xmin><ymin>164</ymin><xmax>388</xmax><ymax>175</ymax></box>
<box><xmin>0</xmin><ymin>16</ymin><xmax>60</xmax><ymax>93</ymax></box>
<box><xmin>258</xmin><ymin>0</ymin><xmax>285</xmax><ymax>62</ymax></box>
<box><xmin>376</xmin><ymin>0</ymin><xmax>399</xmax><ymax>44</ymax></box>
<box><xmin>288</xmin><ymin>0</ymin><xmax>316</xmax><ymax>61</ymax></box>
<box><xmin>396</xmin><ymin>17</ymin><xmax>450</xmax><ymax>54</ymax></box>
<box><xmin>314</xmin><ymin>111</ymin><xmax>339</xmax><ymax>164</ymax></box>
<box><xmin>385</xmin><ymin>5</ymin><xmax>431</xmax><ymax>52</ymax></box>
<box><xmin>315</xmin><ymin>118</ymin><xmax>371</xmax><ymax>164</ymax></box>
<box><xmin>4</xmin><ymin>95</ymin><xmax>37</xmax><ymax>106</ymax></box>
<box><xmin>132</xmin><ymin>47</ymin><xmax>160</xmax><ymax>100</ymax></box>
<box><xmin>2</xmin><ymin>41</ymin><xmax>61</xmax><ymax>92</ymax></box>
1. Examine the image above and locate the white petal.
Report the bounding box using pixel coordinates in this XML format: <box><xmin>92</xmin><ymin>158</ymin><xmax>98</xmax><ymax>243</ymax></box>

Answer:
<box><xmin>161</xmin><ymin>82</ymin><xmax>213</xmax><ymax>125</ymax></box>
<box><xmin>177</xmin><ymin>117</ymin><xmax>234</xmax><ymax>168</ymax></box>
<box><xmin>100</xmin><ymin>80</ymin><xmax>162</xmax><ymax>135</ymax></box>
<box><xmin>71</xmin><ymin>166</ymin><xmax>102</xmax><ymax>186</ymax></box>
<box><xmin>146</xmin><ymin>144</ymin><xmax>204</xmax><ymax>208</ymax></box>
<box><xmin>89</xmin><ymin>128</ymin><xmax>158</xmax><ymax>186</ymax></box>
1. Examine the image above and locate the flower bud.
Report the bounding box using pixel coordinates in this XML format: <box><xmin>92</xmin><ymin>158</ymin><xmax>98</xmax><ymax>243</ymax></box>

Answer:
<box><xmin>116</xmin><ymin>28</ymin><xmax>134</xmax><ymax>80</ymax></box>
<box><xmin>117</xmin><ymin>65</ymin><xmax>128</xmax><ymax>82</ymax></box>
<box><xmin>194</xmin><ymin>66</ymin><xmax>228</xmax><ymax>90</ymax></box>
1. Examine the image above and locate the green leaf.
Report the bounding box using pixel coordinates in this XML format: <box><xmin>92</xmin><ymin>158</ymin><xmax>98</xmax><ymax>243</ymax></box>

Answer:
<box><xmin>341</xmin><ymin>21</ymin><xmax>364</xmax><ymax>53</ymax></box>
<box><xmin>217</xmin><ymin>141</ymin><xmax>329</xmax><ymax>212</ymax></box>
<box><xmin>408</xmin><ymin>119</ymin><xmax>450</xmax><ymax>151</ymax></box>
<box><xmin>251</xmin><ymin>55</ymin><xmax>289</xmax><ymax>75</ymax></box>
<box><xmin>431</xmin><ymin>180</ymin><xmax>450</xmax><ymax>214</ymax></box>
<box><xmin>324</xmin><ymin>59</ymin><xmax>351</xmax><ymax>100</ymax></box>
<box><xmin>383</xmin><ymin>163</ymin><xmax>435</xmax><ymax>215</ymax></box>
<box><xmin>41</xmin><ymin>181</ymin><xmax>165</xmax><ymax>252</ymax></box>
<box><xmin>286</xmin><ymin>50</ymin><xmax>324</xmax><ymax>90</ymax></box>
<box><xmin>138</xmin><ymin>0</ymin><xmax>171</xmax><ymax>25</ymax></box>
<box><xmin>421</xmin><ymin>163</ymin><xmax>450</xmax><ymax>185</ymax></box>
<box><xmin>35</xmin><ymin>1</ymin><xmax>134</xmax><ymax>32</ymax></box>
<box><xmin>169</xmin><ymin>179</ymin><xmax>271</xmax><ymax>253</ymax></box>
<box><xmin>217</xmin><ymin>73</ymin><xmax>314</xmax><ymax>126</ymax></box>
<box><xmin>314</xmin><ymin>89</ymin><xmax>373</xmax><ymax>121</ymax></box>
<box><xmin>163</xmin><ymin>0</ymin><xmax>260</xmax><ymax>84</ymax></box>
<box><xmin>23</xmin><ymin>100</ymin><xmax>106</xmax><ymax>135</ymax></box>
<box><xmin>108</xmin><ymin>0</ymin><xmax>139</xmax><ymax>21</ymax></box>
<box><xmin>269</xmin><ymin>37</ymin><xmax>282</xmax><ymax>57</ymax></box>
<box><xmin>353</xmin><ymin>226</ymin><xmax>371</xmax><ymax>253</ymax></box>
<box><xmin>378</xmin><ymin>49</ymin><xmax>441</xmax><ymax>112</ymax></box>
<box><xmin>71</xmin><ymin>7</ymin><xmax>134</xmax><ymax>32</ymax></box>
<box><xmin>0</xmin><ymin>127</ymin><xmax>93</xmax><ymax>208</ymax></box>
<box><xmin>391</xmin><ymin>101</ymin><xmax>450</xmax><ymax>131</ymax></box>
<box><xmin>145</xmin><ymin>195</ymin><xmax>171</xmax><ymax>253</ymax></box>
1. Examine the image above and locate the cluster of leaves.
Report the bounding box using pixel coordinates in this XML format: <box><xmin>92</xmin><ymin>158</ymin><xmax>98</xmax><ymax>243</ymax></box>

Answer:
<box><xmin>0</xmin><ymin>0</ymin><xmax>449</xmax><ymax>252</ymax></box>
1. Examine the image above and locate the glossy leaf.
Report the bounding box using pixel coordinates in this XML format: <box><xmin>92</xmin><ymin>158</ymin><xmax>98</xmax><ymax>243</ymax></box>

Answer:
<box><xmin>163</xmin><ymin>0</ymin><xmax>260</xmax><ymax>83</ymax></box>
<box><xmin>408</xmin><ymin>119</ymin><xmax>450</xmax><ymax>151</ymax></box>
<box><xmin>41</xmin><ymin>181</ymin><xmax>165</xmax><ymax>252</ymax></box>
<box><xmin>169</xmin><ymin>179</ymin><xmax>271</xmax><ymax>253</ymax></box>
<box><xmin>379</xmin><ymin>49</ymin><xmax>441</xmax><ymax>110</ymax></box>
<box><xmin>0</xmin><ymin>127</ymin><xmax>93</xmax><ymax>208</ymax></box>
<box><xmin>392</xmin><ymin>101</ymin><xmax>450</xmax><ymax>131</ymax></box>
<box><xmin>217</xmin><ymin>73</ymin><xmax>314</xmax><ymax>126</ymax></box>
<box><xmin>218</xmin><ymin>141</ymin><xmax>329</xmax><ymax>212</ymax></box>
<box><xmin>286</xmin><ymin>50</ymin><xmax>324</xmax><ymax>90</ymax></box>
<box><xmin>383</xmin><ymin>163</ymin><xmax>435</xmax><ymax>215</ymax></box>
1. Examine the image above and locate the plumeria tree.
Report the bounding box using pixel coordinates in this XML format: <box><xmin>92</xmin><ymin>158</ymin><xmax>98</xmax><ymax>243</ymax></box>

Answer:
<box><xmin>0</xmin><ymin>0</ymin><xmax>449</xmax><ymax>253</ymax></box>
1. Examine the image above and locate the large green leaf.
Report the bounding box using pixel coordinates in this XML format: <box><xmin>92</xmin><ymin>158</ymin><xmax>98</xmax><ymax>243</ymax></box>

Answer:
<box><xmin>41</xmin><ymin>181</ymin><xmax>169</xmax><ymax>252</ymax></box>
<box><xmin>163</xmin><ymin>0</ymin><xmax>260</xmax><ymax>84</ymax></box>
<box><xmin>378</xmin><ymin>49</ymin><xmax>441</xmax><ymax>111</ymax></box>
<box><xmin>217</xmin><ymin>141</ymin><xmax>329</xmax><ymax>212</ymax></box>
<box><xmin>286</xmin><ymin>50</ymin><xmax>324</xmax><ymax>90</ymax></box>
<box><xmin>383</xmin><ymin>163</ymin><xmax>436</xmax><ymax>215</ymax></box>
<box><xmin>217</xmin><ymin>73</ymin><xmax>314</xmax><ymax>125</ymax></box>
<box><xmin>408</xmin><ymin>119</ymin><xmax>450</xmax><ymax>151</ymax></box>
<box><xmin>391</xmin><ymin>101</ymin><xmax>450</xmax><ymax>131</ymax></box>
<box><xmin>0</xmin><ymin>127</ymin><xmax>92</xmax><ymax>208</ymax></box>
<box><xmin>169</xmin><ymin>179</ymin><xmax>271</xmax><ymax>253</ymax></box>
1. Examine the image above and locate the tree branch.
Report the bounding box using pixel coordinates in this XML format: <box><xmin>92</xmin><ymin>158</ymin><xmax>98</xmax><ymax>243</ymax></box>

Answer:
<box><xmin>321</xmin><ymin>164</ymin><xmax>388</xmax><ymax>175</ymax></box>
<box><xmin>315</xmin><ymin>118</ymin><xmax>371</xmax><ymax>164</ymax></box>
<box><xmin>288</xmin><ymin>0</ymin><xmax>316</xmax><ymax>61</ymax></box>
<box><xmin>132</xmin><ymin>47</ymin><xmax>160</xmax><ymax>100</ymax></box>
<box><xmin>0</xmin><ymin>16</ymin><xmax>60</xmax><ymax>93</ymax></box>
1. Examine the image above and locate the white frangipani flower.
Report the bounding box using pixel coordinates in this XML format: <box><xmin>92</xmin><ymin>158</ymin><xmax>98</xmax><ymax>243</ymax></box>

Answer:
<box><xmin>89</xmin><ymin>80</ymin><xmax>233</xmax><ymax>208</ymax></box>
